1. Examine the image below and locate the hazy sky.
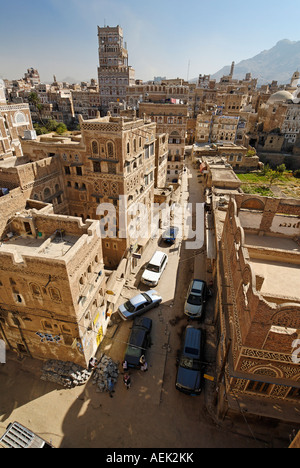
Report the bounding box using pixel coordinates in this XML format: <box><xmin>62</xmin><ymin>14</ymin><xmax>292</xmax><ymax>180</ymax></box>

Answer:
<box><xmin>1</xmin><ymin>0</ymin><xmax>300</xmax><ymax>83</ymax></box>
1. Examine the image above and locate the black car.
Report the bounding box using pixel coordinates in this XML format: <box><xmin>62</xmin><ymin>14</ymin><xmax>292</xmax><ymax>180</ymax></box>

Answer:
<box><xmin>162</xmin><ymin>226</ymin><xmax>179</xmax><ymax>245</ymax></box>
<box><xmin>175</xmin><ymin>326</ymin><xmax>204</xmax><ymax>395</ymax></box>
<box><xmin>124</xmin><ymin>316</ymin><xmax>152</xmax><ymax>368</ymax></box>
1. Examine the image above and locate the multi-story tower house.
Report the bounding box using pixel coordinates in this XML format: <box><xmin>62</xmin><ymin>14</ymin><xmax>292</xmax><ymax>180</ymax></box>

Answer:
<box><xmin>0</xmin><ymin>79</ymin><xmax>34</xmax><ymax>159</ymax></box>
<box><xmin>139</xmin><ymin>101</ymin><xmax>188</xmax><ymax>182</ymax></box>
<box><xmin>97</xmin><ymin>25</ymin><xmax>135</xmax><ymax>114</ymax></box>
<box><xmin>214</xmin><ymin>195</ymin><xmax>300</xmax><ymax>422</ymax></box>
<box><xmin>0</xmin><ymin>203</ymin><xmax>107</xmax><ymax>367</ymax></box>
<box><xmin>22</xmin><ymin>114</ymin><xmax>160</xmax><ymax>269</ymax></box>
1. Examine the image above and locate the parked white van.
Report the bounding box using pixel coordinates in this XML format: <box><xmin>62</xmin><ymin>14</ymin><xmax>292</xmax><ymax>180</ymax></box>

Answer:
<box><xmin>141</xmin><ymin>251</ymin><xmax>168</xmax><ymax>287</ymax></box>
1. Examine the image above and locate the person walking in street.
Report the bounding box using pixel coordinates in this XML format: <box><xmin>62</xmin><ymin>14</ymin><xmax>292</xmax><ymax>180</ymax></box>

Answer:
<box><xmin>123</xmin><ymin>373</ymin><xmax>131</xmax><ymax>389</ymax></box>
<box><xmin>139</xmin><ymin>355</ymin><xmax>148</xmax><ymax>371</ymax></box>
<box><xmin>107</xmin><ymin>377</ymin><xmax>115</xmax><ymax>398</ymax></box>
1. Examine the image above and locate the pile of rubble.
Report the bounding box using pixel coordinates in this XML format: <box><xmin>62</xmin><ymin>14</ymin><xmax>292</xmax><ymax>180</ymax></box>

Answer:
<box><xmin>92</xmin><ymin>354</ymin><xmax>119</xmax><ymax>393</ymax></box>
<box><xmin>40</xmin><ymin>360</ymin><xmax>92</xmax><ymax>388</ymax></box>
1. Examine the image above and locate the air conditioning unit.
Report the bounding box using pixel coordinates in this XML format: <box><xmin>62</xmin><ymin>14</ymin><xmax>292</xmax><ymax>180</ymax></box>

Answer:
<box><xmin>23</xmin><ymin>130</ymin><xmax>37</xmax><ymax>140</ymax></box>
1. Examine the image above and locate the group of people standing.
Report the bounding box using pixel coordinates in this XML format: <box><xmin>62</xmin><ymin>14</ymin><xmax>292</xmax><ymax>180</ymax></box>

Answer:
<box><xmin>89</xmin><ymin>354</ymin><xmax>148</xmax><ymax>394</ymax></box>
<box><xmin>122</xmin><ymin>354</ymin><xmax>148</xmax><ymax>389</ymax></box>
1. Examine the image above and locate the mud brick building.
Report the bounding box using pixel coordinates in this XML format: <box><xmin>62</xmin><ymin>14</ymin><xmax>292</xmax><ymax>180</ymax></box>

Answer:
<box><xmin>214</xmin><ymin>194</ymin><xmax>300</xmax><ymax>422</ymax></box>
<box><xmin>0</xmin><ymin>108</ymin><xmax>167</xmax><ymax>363</ymax></box>
<box><xmin>21</xmin><ymin>113</ymin><xmax>163</xmax><ymax>268</ymax></box>
<box><xmin>0</xmin><ymin>79</ymin><xmax>34</xmax><ymax>159</ymax></box>
<box><xmin>139</xmin><ymin>101</ymin><xmax>188</xmax><ymax>182</ymax></box>
<box><xmin>97</xmin><ymin>25</ymin><xmax>135</xmax><ymax>114</ymax></box>
<box><xmin>0</xmin><ymin>205</ymin><xmax>107</xmax><ymax>367</ymax></box>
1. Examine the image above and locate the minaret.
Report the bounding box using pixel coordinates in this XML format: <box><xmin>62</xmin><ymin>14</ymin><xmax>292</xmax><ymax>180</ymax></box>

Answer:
<box><xmin>290</xmin><ymin>70</ymin><xmax>300</xmax><ymax>88</ymax></box>
<box><xmin>229</xmin><ymin>61</ymin><xmax>235</xmax><ymax>78</ymax></box>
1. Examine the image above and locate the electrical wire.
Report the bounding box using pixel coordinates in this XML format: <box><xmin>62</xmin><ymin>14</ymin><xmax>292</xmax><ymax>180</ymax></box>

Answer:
<box><xmin>76</xmin><ymin>318</ymin><xmax>215</xmax><ymax>367</ymax></box>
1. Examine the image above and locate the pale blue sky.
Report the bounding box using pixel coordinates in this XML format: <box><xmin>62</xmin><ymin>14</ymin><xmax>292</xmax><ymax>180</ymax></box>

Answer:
<box><xmin>1</xmin><ymin>0</ymin><xmax>300</xmax><ymax>83</ymax></box>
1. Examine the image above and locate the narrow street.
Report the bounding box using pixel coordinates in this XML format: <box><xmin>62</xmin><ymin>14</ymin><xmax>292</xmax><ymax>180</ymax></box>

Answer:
<box><xmin>0</xmin><ymin>158</ymin><xmax>294</xmax><ymax>449</ymax></box>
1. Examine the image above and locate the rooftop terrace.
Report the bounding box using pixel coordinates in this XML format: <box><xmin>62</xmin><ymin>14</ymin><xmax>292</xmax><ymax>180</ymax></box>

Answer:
<box><xmin>0</xmin><ymin>233</ymin><xmax>79</xmax><ymax>260</ymax></box>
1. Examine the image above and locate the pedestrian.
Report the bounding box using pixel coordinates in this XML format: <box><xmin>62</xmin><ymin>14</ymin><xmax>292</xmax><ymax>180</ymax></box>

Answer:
<box><xmin>107</xmin><ymin>377</ymin><xmax>115</xmax><ymax>398</ymax></box>
<box><xmin>139</xmin><ymin>355</ymin><xmax>145</xmax><ymax>366</ymax></box>
<box><xmin>89</xmin><ymin>357</ymin><xmax>98</xmax><ymax>370</ymax></box>
<box><xmin>139</xmin><ymin>355</ymin><xmax>148</xmax><ymax>371</ymax></box>
<box><xmin>122</xmin><ymin>360</ymin><xmax>128</xmax><ymax>371</ymax></box>
<box><xmin>140</xmin><ymin>361</ymin><xmax>148</xmax><ymax>372</ymax></box>
<box><xmin>123</xmin><ymin>373</ymin><xmax>131</xmax><ymax>389</ymax></box>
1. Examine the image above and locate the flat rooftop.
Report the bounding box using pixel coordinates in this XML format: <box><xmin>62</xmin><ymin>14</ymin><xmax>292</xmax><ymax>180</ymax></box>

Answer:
<box><xmin>0</xmin><ymin>234</ymin><xmax>79</xmax><ymax>259</ymax></box>
<box><xmin>244</xmin><ymin>233</ymin><xmax>300</xmax><ymax>302</ymax></box>
<box><xmin>248</xmin><ymin>258</ymin><xmax>300</xmax><ymax>302</ymax></box>
<box><xmin>0</xmin><ymin>156</ymin><xmax>30</xmax><ymax>168</ymax></box>
<box><xmin>245</xmin><ymin>233</ymin><xmax>300</xmax><ymax>252</ymax></box>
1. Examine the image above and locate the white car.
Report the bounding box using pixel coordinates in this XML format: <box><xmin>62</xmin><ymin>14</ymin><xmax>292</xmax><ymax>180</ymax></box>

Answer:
<box><xmin>118</xmin><ymin>290</ymin><xmax>162</xmax><ymax>320</ymax></box>
<box><xmin>141</xmin><ymin>251</ymin><xmax>168</xmax><ymax>287</ymax></box>
<box><xmin>184</xmin><ymin>279</ymin><xmax>208</xmax><ymax>319</ymax></box>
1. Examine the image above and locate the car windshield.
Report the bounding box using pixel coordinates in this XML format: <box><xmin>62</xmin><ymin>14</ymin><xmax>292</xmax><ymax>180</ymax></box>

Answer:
<box><xmin>126</xmin><ymin>345</ymin><xmax>143</xmax><ymax>357</ymax></box>
<box><xmin>187</xmin><ymin>293</ymin><xmax>202</xmax><ymax>306</ymax></box>
<box><xmin>124</xmin><ymin>300</ymin><xmax>136</xmax><ymax>312</ymax></box>
<box><xmin>141</xmin><ymin>293</ymin><xmax>152</xmax><ymax>303</ymax></box>
<box><xmin>146</xmin><ymin>263</ymin><xmax>160</xmax><ymax>273</ymax></box>
<box><xmin>179</xmin><ymin>356</ymin><xmax>201</xmax><ymax>370</ymax></box>
<box><xmin>165</xmin><ymin>227</ymin><xmax>178</xmax><ymax>237</ymax></box>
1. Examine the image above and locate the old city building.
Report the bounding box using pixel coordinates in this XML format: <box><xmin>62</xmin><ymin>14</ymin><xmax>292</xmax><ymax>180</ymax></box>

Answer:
<box><xmin>195</xmin><ymin>111</ymin><xmax>240</xmax><ymax>145</ymax></box>
<box><xmin>139</xmin><ymin>101</ymin><xmax>188</xmax><ymax>182</ymax></box>
<box><xmin>0</xmin><ymin>79</ymin><xmax>34</xmax><ymax>159</ymax></box>
<box><xmin>97</xmin><ymin>25</ymin><xmax>135</xmax><ymax>114</ymax></box>
<box><xmin>0</xmin><ymin>112</ymin><xmax>164</xmax><ymax>364</ymax></box>
<box><xmin>192</xmin><ymin>142</ymin><xmax>261</xmax><ymax>172</ymax></box>
<box><xmin>193</xmin><ymin>148</ymin><xmax>300</xmax><ymax>421</ymax></box>
<box><xmin>0</xmin><ymin>202</ymin><xmax>107</xmax><ymax>367</ymax></box>
<box><xmin>213</xmin><ymin>193</ymin><xmax>300</xmax><ymax>422</ymax></box>
<box><xmin>21</xmin><ymin>113</ymin><xmax>161</xmax><ymax>268</ymax></box>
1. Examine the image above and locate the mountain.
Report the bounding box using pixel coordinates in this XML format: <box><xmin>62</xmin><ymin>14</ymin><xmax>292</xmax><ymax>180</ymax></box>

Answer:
<box><xmin>210</xmin><ymin>39</ymin><xmax>300</xmax><ymax>85</ymax></box>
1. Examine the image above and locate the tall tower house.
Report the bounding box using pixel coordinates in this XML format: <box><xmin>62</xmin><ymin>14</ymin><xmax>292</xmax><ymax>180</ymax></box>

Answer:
<box><xmin>97</xmin><ymin>25</ymin><xmax>135</xmax><ymax>114</ymax></box>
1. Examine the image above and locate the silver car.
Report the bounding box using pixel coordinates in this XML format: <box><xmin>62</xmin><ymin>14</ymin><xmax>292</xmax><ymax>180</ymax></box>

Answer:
<box><xmin>118</xmin><ymin>290</ymin><xmax>162</xmax><ymax>320</ymax></box>
<box><xmin>184</xmin><ymin>279</ymin><xmax>207</xmax><ymax>319</ymax></box>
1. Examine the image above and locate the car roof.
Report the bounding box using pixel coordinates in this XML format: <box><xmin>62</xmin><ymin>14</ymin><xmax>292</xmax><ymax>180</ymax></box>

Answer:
<box><xmin>148</xmin><ymin>250</ymin><xmax>166</xmax><ymax>266</ymax></box>
<box><xmin>133</xmin><ymin>316</ymin><xmax>152</xmax><ymax>331</ymax></box>
<box><xmin>129</xmin><ymin>328</ymin><xmax>148</xmax><ymax>347</ymax></box>
<box><xmin>130</xmin><ymin>294</ymin><xmax>147</xmax><ymax>307</ymax></box>
<box><xmin>191</xmin><ymin>279</ymin><xmax>206</xmax><ymax>293</ymax></box>
<box><xmin>183</xmin><ymin>326</ymin><xmax>202</xmax><ymax>358</ymax></box>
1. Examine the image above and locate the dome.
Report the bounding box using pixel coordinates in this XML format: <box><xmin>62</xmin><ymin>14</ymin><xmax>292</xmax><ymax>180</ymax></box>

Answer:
<box><xmin>267</xmin><ymin>90</ymin><xmax>294</xmax><ymax>105</ymax></box>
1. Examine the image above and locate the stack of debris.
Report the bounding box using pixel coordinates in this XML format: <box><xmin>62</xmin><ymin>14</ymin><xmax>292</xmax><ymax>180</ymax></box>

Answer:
<box><xmin>40</xmin><ymin>360</ymin><xmax>92</xmax><ymax>388</ymax></box>
<box><xmin>92</xmin><ymin>354</ymin><xmax>119</xmax><ymax>393</ymax></box>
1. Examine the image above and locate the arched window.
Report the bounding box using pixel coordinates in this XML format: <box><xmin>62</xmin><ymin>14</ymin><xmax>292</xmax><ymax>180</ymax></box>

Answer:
<box><xmin>15</xmin><ymin>111</ymin><xmax>27</xmax><ymax>125</ymax></box>
<box><xmin>30</xmin><ymin>283</ymin><xmax>42</xmax><ymax>298</ymax></box>
<box><xmin>92</xmin><ymin>140</ymin><xmax>99</xmax><ymax>155</ymax></box>
<box><xmin>107</xmin><ymin>141</ymin><xmax>114</xmax><ymax>158</ymax></box>
<box><xmin>49</xmin><ymin>287</ymin><xmax>61</xmax><ymax>303</ymax></box>
<box><xmin>44</xmin><ymin>187</ymin><xmax>51</xmax><ymax>200</ymax></box>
